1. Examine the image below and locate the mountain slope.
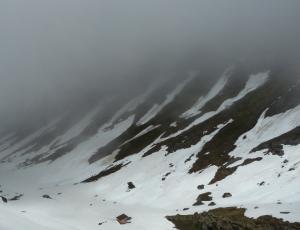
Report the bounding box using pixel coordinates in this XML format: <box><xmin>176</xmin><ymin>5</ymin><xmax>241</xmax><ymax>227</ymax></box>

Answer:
<box><xmin>0</xmin><ymin>66</ymin><xmax>299</xmax><ymax>230</ymax></box>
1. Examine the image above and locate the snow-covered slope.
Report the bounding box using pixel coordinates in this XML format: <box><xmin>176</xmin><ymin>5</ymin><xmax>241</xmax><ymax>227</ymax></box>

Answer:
<box><xmin>0</xmin><ymin>66</ymin><xmax>299</xmax><ymax>229</ymax></box>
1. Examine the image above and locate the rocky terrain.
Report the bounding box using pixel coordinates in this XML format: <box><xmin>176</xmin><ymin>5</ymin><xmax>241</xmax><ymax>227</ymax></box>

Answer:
<box><xmin>167</xmin><ymin>207</ymin><xmax>300</xmax><ymax>230</ymax></box>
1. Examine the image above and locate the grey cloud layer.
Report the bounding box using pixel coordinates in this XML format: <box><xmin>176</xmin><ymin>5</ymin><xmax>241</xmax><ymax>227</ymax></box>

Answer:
<box><xmin>1</xmin><ymin>0</ymin><xmax>300</xmax><ymax>128</ymax></box>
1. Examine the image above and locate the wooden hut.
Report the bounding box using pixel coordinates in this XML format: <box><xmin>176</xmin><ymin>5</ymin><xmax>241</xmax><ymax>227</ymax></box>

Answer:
<box><xmin>116</xmin><ymin>214</ymin><xmax>131</xmax><ymax>224</ymax></box>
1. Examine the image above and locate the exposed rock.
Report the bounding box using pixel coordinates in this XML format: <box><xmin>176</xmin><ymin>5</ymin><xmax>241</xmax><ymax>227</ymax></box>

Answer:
<box><xmin>208</xmin><ymin>202</ymin><xmax>216</xmax><ymax>206</ymax></box>
<box><xmin>9</xmin><ymin>194</ymin><xmax>23</xmax><ymax>201</ymax></box>
<box><xmin>209</xmin><ymin>167</ymin><xmax>237</xmax><ymax>184</ymax></box>
<box><xmin>82</xmin><ymin>163</ymin><xmax>128</xmax><ymax>183</ymax></box>
<box><xmin>127</xmin><ymin>182</ymin><xmax>136</xmax><ymax>190</ymax></box>
<box><xmin>184</xmin><ymin>154</ymin><xmax>194</xmax><ymax>163</ymax></box>
<box><xmin>98</xmin><ymin>221</ymin><xmax>107</xmax><ymax>225</ymax></box>
<box><xmin>222</xmin><ymin>192</ymin><xmax>232</xmax><ymax>198</ymax></box>
<box><xmin>162</xmin><ymin>172</ymin><xmax>171</xmax><ymax>181</ymax></box>
<box><xmin>197</xmin><ymin>184</ymin><xmax>205</xmax><ymax>190</ymax></box>
<box><xmin>193</xmin><ymin>192</ymin><xmax>213</xmax><ymax>206</ymax></box>
<box><xmin>1</xmin><ymin>196</ymin><xmax>7</xmax><ymax>203</ymax></box>
<box><xmin>42</xmin><ymin>194</ymin><xmax>52</xmax><ymax>199</ymax></box>
<box><xmin>166</xmin><ymin>207</ymin><xmax>300</xmax><ymax>230</ymax></box>
<box><xmin>280</xmin><ymin>212</ymin><xmax>290</xmax><ymax>214</ymax></box>
<box><xmin>210</xmin><ymin>157</ymin><xmax>263</xmax><ymax>185</ymax></box>
<box><xmin>241</xmin><ymin>157</ymin><xmax>263</xmax><ymax>166</ymax></box>
<box><xmin>251</xmin><ymin>127</ymin><xmax>300</xmax><ymax>156</ymax></box>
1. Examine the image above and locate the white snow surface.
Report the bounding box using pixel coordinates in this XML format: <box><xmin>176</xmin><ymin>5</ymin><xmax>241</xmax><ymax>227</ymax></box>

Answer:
<box><xmin>136</xmin><ymin>72</ymin><xmax>195</xmax><ymax>125</ymax></box>
<box><xmin>181</xmin><ymin>67</ymin><xmax>233</xmax><ymax>119</ymax></box>
<box><xmin>122</xmin><ymin>125</ymin><xmax>161</xmax><ymax>146</ymax></box>
<box><xmin>0</xmin><ymin>119</ymin><xmax>231</xmax><ymax>230</ymax></box>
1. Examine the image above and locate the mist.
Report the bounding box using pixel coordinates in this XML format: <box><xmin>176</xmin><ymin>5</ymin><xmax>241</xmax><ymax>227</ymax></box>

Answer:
<box><xmin>1</xmin><ymin>0</ymin><xmax>300</xmax><ymax>129</ymax></box>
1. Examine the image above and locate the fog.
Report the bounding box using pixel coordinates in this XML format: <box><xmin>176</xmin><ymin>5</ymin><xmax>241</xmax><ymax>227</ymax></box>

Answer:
<box><xmin>1</xmin><ymin>0</ymin><xmax>300</xmax><ymax>129</ymax></box>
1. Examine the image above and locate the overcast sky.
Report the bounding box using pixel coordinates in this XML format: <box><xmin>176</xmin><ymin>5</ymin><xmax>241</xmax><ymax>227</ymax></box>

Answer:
<box><xmin>1</xmin><ymin>0</ymin><xmax>300</xmax><ymax>128</ymax></box>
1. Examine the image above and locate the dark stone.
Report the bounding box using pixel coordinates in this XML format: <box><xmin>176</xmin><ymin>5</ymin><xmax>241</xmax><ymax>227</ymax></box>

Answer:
<box><xmin>128</xmin><ymin>182</ymin><xmax>136</xmax><ymax>190</ymax></box>
<box><xmin>9</xmin><ymin>194</ymin><xmax>23</xmax><ymax>201</ymax></box>
<box><xmin>280</xmin><ymin>212</ymin><xmax>290</xmax><ymax>214</ymax></box>
<box><xmin>42</xmin><ymin>194</ymin><xmax>52</xmax><ymax>199</ymax></box>
<box><xmin>162</xmin><ymin>172</ymin><xmax>171</xmax><ymax>181</ymax></box>
<box><xmin>82</xmin><ymin>163</ymin><xmax>128</xmax><ymax>183</ymax></box>
<box><xmin>184</xmin><ymin>154</ymin><xmax>194</xmax><ymax>163</ymax></box>
<box><xmin>197</xmin><ymin>185</ymin><xmax>205</xmax><ymax>190</ymax></box>
<box><xmin>208</xmin><ymin>202</ymin><xmax>216</xmax><ymax>206</ymax></box>
<box><xmin>1</xmin><ymin>196</ymin><xmax>7</xmax><ymax>203</ymax></box>
<box><xmin>193</xmin><ymin>192</ymin><xmax>213</xmax><ymax>206</ymax></box>
<box><xmin>222</xmin><ymin>193</ymin><xmax>232</xmax><ymax>198</ymax></box>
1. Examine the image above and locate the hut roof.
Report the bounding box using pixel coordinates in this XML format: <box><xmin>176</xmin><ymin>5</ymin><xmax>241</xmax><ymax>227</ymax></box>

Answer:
<box><xmin>116</xmin><ymin>214</ymin><xmax>129</xmax><ymax>220</ymax></box>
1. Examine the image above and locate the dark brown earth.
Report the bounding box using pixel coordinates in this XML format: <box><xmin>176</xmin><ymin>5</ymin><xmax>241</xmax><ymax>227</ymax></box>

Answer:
<box><xmin>166</xmin><ymin>207</ymin><xmax>300</xmax><ymax>230</ymax></box>
<box><xmin>193</xmin><ymin>192</ymin><xmax>213</xmax><ymax>206</ymax></box>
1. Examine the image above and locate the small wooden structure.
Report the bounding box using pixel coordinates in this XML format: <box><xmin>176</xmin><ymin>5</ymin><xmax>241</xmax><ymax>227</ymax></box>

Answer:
<box><xmin>116</xmin><ymin>214</ymin><xmax>131</xmax><ymax>224</ymax></box>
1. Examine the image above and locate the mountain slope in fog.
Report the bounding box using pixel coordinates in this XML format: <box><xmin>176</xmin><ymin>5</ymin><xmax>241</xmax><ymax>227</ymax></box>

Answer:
<box><xmin>0</xmin><ymin>65</ymin><xmax>300</xmax><ymax>230</ymax></box>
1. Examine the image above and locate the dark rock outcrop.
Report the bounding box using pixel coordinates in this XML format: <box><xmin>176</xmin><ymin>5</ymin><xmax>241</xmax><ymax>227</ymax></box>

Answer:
<box><xmin>166</xmin><ymin>207</ymin><xmax>300</xmax><ymax>230</ymax></box>
<box><xmin>1</xmin><ymin>196</ymin><xmax>7</xmax><ymax>203</ymax></box>
<box><xmin>223</xmin><ymin>193</ymin><xmax>232</xmax><ymax>198</ymax></box>
<box><xmin>127</xmin><ymin>182</ymin><xmax>136</xmax><ymax>190</ymax></box>
<box><xmin>42</xmin><ymin>195</ymin><xmax>52</xmax><ymax>199</ymax></box>
<box><xmin>82</xmin><ymin>163</ymin><xmax>129</xmax><ymax>183</ymax></box>
<box><xmin>193</xmin><ymin>192</ymin><xmax>213</xmax><ymax>206</ymax></box>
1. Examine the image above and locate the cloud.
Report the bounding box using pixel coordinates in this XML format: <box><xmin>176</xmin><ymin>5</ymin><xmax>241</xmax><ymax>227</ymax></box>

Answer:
<box><xmin>0</xmin><ymin>0</ymin><xmax>300</xmax><ymax>128</ymax></box>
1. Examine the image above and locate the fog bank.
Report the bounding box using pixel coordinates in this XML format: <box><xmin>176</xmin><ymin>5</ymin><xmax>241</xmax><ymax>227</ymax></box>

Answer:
<box><xmin>1</xmin><ymin>0</ymin><xmax>300</xmax><ymax>129</ymax></box>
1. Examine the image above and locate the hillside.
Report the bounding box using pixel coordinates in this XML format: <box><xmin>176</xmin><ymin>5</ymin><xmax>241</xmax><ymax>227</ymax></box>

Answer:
<box><xmin>0</xmin><ymin>65</ymin><xmax>300</xmax><ymax>230</ymax></box>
